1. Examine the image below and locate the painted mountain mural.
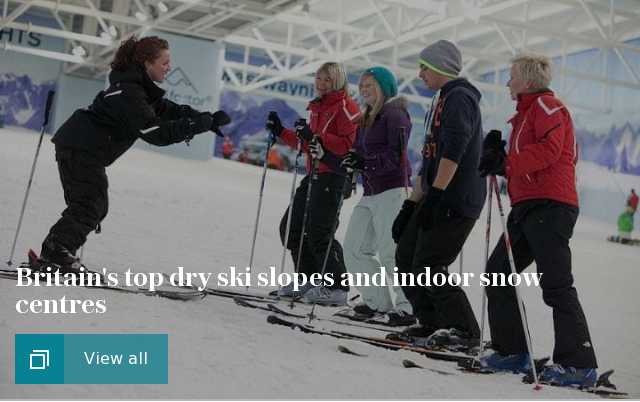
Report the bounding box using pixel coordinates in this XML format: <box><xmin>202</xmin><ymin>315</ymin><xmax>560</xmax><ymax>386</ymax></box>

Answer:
<box><xmin>0</xmin><ymin>73</ymin><xmax>56</xmax><ymax>132</ymax></box>
<box><xmin>577</xmin><ymin>122</ymin><xmax>640</xmax><ymax>176</ymax></box>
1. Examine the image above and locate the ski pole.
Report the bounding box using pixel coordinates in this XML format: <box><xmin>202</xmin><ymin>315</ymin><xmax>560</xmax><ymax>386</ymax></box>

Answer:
<box><xmin>7</xmin><ymin>90</ymin><xmax>55</xmax><ymax>267</ymax></box>
<box><xmin>248</xmin><ymin>111</ymin><xmax>277</xmax><ymax>284</ymax></box>
<box><xmin>491</xmin><ymin>175</ymin><xmax>541</xmax><ymax>390</ymax></box>
<box><xmin>308</xmin><ymin>170</ymin><xmax>352</xmax><ymax>322</ymax></box>
<box><xmin>347</xmin><ymin>147</ymin><xmax>359</xmax><ymax>196</ymax></box>
<box><xmin>398</xmin><ymin>127</ymin><xmax>409</xmax><ymax>199</ymax></box>
<box><xmin>276</xmin><ymin>137</ymin><xmax>303</xmax><ymax>298</ymax></box>
<box><xmin>476</xmin><ymin>176</ymin><xmax>494</xmax><ymax>362</ymax></box>
<box><xmin>290</xmin><ymin>155</ymin><xmax>319</xmax><ymax>307</ymax></box>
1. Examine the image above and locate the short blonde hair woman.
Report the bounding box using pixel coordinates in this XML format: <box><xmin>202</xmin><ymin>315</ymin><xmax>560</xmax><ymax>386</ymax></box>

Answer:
<box><xmin>478</xmin><ymin>53</ymin><xmax>598</xmax><ymax>386</ymax></box>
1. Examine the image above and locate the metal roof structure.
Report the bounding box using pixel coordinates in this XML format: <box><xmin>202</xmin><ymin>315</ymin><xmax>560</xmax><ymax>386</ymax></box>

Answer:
<box><xmin>2</xmin><ymin>0</ymin><xmax>639</xmax><ymax>115</ymax></box>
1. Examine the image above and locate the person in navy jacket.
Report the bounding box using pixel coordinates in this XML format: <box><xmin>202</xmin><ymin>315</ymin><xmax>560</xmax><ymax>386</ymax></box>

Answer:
<box><xmin>389</xmin><ymin>40</ymin><xmax>485</xmax><ymax>347</ymax></box>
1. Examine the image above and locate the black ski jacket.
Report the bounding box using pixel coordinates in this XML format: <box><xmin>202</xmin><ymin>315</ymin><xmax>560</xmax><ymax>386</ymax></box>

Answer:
<box><xmin>52</xmin><ymin>64</ymin><xmax>202</xmax><ymax>166</ymax></box>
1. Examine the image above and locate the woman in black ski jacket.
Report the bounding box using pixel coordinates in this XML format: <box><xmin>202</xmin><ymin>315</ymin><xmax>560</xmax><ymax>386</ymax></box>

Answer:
<box><xmin>39</xmin><ymin>35</ymin><xmax>230</xmax><ymax>272</ymax></box>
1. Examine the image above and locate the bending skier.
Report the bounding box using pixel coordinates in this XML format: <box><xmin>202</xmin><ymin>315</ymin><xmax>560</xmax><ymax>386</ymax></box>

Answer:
<box><xmin>39</xmin><ymin>35</ymin><xmax>230</xmax><ymax>272</ymax></box>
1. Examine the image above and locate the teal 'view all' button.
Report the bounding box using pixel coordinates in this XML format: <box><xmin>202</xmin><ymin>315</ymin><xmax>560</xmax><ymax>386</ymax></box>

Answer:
<box><xmin>64</xmin><ymin>334</ymin><xmax>168</xmax><ymax>384</ymax></box>
<box><xmin>15</xmin><ymin>334</ymin><xmax>168</xmax><ymax>384</ymax></box>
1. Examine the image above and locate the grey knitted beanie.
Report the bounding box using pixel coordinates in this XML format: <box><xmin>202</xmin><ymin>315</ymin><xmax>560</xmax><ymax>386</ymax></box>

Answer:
<box><xmin>419</xmin><ymin>39</ymin><xmax>462</xmax><ymax>78</ymax></box>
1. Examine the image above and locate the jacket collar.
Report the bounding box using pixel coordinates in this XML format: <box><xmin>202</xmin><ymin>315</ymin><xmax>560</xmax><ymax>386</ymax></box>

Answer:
<box><xmin>307</xmin><ymin>91</ymin><xmax>347</xmax><ymax>110</ymax></box>
<box><xmin>516</xmin><ymin>88</ymin><xmax>553</xmax><ymax>113</ymax></box>
<box><xmin>109</xmin><ymin>64</ymin><xmax>165</xmax><ymax>103</ymax></box>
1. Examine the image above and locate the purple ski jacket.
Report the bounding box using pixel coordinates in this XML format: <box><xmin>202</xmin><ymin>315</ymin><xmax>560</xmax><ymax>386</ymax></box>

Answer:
<box><xmin>322</xmin><ymin>97</ymin><xmax>412</xmax><ymax>196</ymax></box>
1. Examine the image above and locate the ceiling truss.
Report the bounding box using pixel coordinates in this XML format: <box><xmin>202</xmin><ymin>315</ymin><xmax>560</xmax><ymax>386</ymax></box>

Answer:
<box><xmin>1</xmin><ymin>0</ymin><xmax>639</xmax><ymax>116</ymax></box>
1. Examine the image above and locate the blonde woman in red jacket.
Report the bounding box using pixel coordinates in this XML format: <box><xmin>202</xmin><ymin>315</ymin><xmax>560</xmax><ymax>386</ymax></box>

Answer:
<box><xmin>478</xmin><ymin>53</ymin><xmax>597</xmax><ymax>388</ymax></box>
<box><xmin>266</xmin><ymin>62</ymin><xmax>360</xmax><ymax>306</ymax></box>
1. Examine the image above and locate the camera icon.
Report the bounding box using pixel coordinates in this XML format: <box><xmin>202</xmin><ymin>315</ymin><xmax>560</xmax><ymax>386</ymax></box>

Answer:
<box><xmin>30</xmin><ymin>350</ymin><xmax>50</xmax><ymax>370</ymax></box>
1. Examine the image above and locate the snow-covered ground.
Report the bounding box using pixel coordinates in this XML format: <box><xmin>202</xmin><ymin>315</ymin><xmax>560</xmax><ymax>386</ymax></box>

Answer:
<box><xmin>1</xmin><ymin>126</ymin><xmax>639</xmax><ymax>399</ymax></box>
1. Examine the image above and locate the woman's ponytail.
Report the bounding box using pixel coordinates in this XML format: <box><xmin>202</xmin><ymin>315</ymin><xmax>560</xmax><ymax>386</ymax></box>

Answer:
<box><xmin>110</xmin><ymin>36</ymin><xmax>169</xmax><ymax>71</ymax></box>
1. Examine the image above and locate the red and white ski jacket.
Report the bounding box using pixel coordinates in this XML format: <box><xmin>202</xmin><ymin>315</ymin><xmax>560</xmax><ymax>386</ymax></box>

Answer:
<box><xmin>505</xmin><ymin>90</ymin><xmax>579</xmax><ymax>207</ymax></box>
<box><xmin>280</xmin><ymin>91</ymin><xmax>360</xmax><ymax>174</ymax></box>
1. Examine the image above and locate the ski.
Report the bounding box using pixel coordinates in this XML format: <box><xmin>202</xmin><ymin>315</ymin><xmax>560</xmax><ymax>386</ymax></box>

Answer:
<box><xmin>607</xmin><ymin>236</ymin><xmax>640</xmax><ymax>246</ymax></box>
<box><xmin>338</xmin><ymin>345</ymin><xmax>456</xmax><ymax>376</ymax></box>
<box><xmin>523</xmin><ymin>368</ymin><xmax>628</xmax><ymax>398</ymax></box>
<box><xmin>266</xmin><ymin>303</ymin><xmax>396</xmax><ymax>334</ymax></box>
<box><xmin>401</xmin><ymin>359</ymin><xmax>455</xmax><ymax>375</ymax></box>
<box><xmin>266</xmin><ymin>314</ymin><xmax>468</xmax><ymax>362</ymax></box>
<box><xmin>337</xmin><ymin>345</ymin><xmax>366</xmax><ymax>357</ymax></box>
<box><xmin>458</xmin><ymin>357</ymin><xmax>627</xmax><ymax>398</ymax></box>
<box><xmin>457</xmin><ymin>356</ymin><xmax>551</xmax><ymax>375</ymax></box>
<box><xmin>232</xmin><ymin>294</ymin><xmax>399</xmax><ymax>334</ymax></box>
<box><xmin>0</xmin><ymin>250</ymin><xmax>206</xmax><ymax>301</ymax></box>
<box><xmin>233</xmin><ymin>296</ymin><xmax>272</xmax><ymax>311</ymax></box>
<box><xmin>200</xmin><ymin>286</ymin><xmax>296</xmax><ymax>303</ymax></box>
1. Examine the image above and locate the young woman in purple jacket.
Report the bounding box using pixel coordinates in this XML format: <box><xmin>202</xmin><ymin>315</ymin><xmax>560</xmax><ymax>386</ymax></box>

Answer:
<box><xmin>317</xmin><ymin>67</ymin><xmax>415</xmax><ymax>326</ymax></box>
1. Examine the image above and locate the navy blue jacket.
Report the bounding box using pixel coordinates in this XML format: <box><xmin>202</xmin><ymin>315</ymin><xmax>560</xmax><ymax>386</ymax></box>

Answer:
<box><xmin>420</xmin><ymin>78</ymin><xmax>486</xmax><ymax>219</ymax></box>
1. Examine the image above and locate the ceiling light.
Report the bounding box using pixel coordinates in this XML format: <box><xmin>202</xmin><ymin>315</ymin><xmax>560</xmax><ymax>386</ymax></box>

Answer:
<box><xmin>72</xmin><ymin>45</ymin><xmax>86</xmax><ymax>56</ymax></box>
<box><xmin>109</xmin><ymin>25</ymin><xmax>118</xmax><ymax>37</ymax></box>
<box><xmin>100</xmin><ymin>32</ymin><xmax>110</xmax><ymax>40</ymax></box>
<box><xmin>157</xmin><ymin>1</ymin><xmax>168</xmax><ymax>13</ymax></box>
<box><xmin>135</xmin><ymin>11</ymin><xmax>147</xmax><ymax>21</ymax></box>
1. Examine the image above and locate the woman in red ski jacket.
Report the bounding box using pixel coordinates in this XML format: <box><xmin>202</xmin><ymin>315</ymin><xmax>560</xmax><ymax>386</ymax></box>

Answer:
<box><xmin>478</xmin><ymin>53</ymin><xmax>597</xmax><ymax>387</ymax></box>
<box><xmin>265</xmin><ymin>62</ymin><xmax>360</xmax><ymax>305</ymax></box>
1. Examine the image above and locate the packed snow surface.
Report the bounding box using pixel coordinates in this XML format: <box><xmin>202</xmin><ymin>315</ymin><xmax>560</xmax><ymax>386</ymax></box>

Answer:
<box><xmin>1</xmin><ymin>127</ymin><xmax>639</xmax><ymax>399</ymax></box>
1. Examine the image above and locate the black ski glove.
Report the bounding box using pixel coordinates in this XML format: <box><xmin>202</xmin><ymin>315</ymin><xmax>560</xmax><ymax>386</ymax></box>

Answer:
<box><xmin>308</xmin><ymin>136</ymin><xmax>325</xmax><ymax>160</ymax></box>
<box><xmin>295</xmin><ymin>119</ymin><xmax>314</xmax><ymax>142</ymax></box>
<box><xmin>478</xmin><ymin>149</ymin><xmax>506</xmax><ymax>177</ymax></box>
<box><xmin>340</xmin><ymin>150</ymin><xmax>365</xmax><ymax>170</ymax></box>
<box><xmin>265</xmin><ymin>111</ymin><xmax>283</xmax><ymax>137</ymax></box>
<box><xmin>392</xmin><ymin>200</ymin><xmax>417</xmax><ymax>243</ymax></box>
<box><xmin>185</xmin><ymin>113</ymin><xmax>213</xmax><ymax>140</ymax></box>
<box><xmin>416</xmin><ymin>187</ymin><xmax>444</xmax><ymax>231</ymax></box>
<box><xmin>483</xmin><ymin>129</ymin><xmax>506</xmax><ymax>152</ymax></box>
<box><xmin>206</xmin><ymin>110</ymin><xmax>231</xmax><ymax>137</ymax></box>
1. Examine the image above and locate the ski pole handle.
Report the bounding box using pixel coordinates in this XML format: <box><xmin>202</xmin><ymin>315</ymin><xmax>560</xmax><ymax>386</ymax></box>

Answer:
<box><xmin>398</xmin><ymin>127</ymin><xmax>406</xmax><ymax>164</ymax></box>
<box><xmin>347</xmin><ymin>148</ymin><xmax>359</xmax><ymax>195</ymax></box>
<box><xmin>398</xmin><ymin>127</ymin><xmax>409</xmax><ymax>198</ymax></box>
<box><xmin>43</xmin><ymin>90</ymin><xmax>56</xmax><ymax>127</ymax></box>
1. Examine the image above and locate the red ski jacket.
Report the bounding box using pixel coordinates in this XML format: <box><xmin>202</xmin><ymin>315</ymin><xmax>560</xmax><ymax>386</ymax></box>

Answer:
<box><xmin>505</xmin><ymin>90</ymin><xmax>579</xmax><ymax>207</ymax></box>
<box><xmin>280</xmin><ymin>91</ymin><xmax>360</xmax><ymax>174</ymax></box>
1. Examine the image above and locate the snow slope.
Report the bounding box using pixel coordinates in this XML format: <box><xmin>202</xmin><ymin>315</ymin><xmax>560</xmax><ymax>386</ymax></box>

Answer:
<box><xmin>1</xmin><ymin>127</ymin><xmax>639</xmax><ymax>399</ymax></box>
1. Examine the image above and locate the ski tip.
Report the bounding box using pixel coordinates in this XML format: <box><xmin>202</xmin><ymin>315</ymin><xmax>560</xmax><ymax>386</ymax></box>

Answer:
<box><xmin>266</xmin><ymin>314</ymin><xmax>285</xmax><ymax>325</ymax></box>
<box><xmin>403</xmin><ymin>359</ymin><xmax>422</xmax><ymax>369</ymax></box>
<box><xmin>337</xmin><ymin>345</ymin><xmax>352</xmax><ymax>354</ymax></box>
